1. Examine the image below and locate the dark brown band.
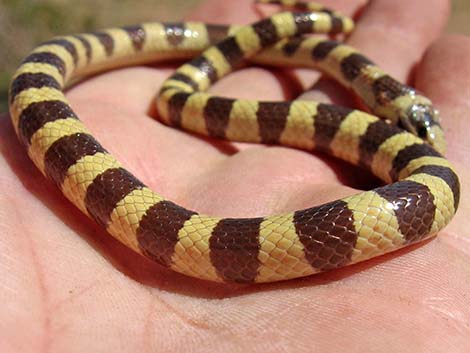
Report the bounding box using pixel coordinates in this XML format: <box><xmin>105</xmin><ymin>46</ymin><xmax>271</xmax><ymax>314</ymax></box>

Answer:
<box><xmin>257</xmin><ymin>101</ymin><xmax>290</xmax><ymax>144</ymax></box>
<box><xmin>293</xmin><ymin>13</ymin><xmax>315</xmax><ymax>35</ymax></box>
<box><xmin>122</xmin><ymin>25</ymin><xmax>146</xmax><ymax>51</ymax></box>
<box><xmin>44</xmin><ymin>133</ymin><xmax>105</xmax><ymax>186</ymax></box>
<box><xmin>282</xmin><ymin>37</ymin><xmax>304</xmax><ymax>57</ymax></box>
<box><xmin>137</xmin><ymin>200</ymin><xmax>196</xmax><ymax>267</ymax></box>
<box><xmin>209</xmin><ymin>217</ymin><xmax>263</xmax><ymax>283</ymax></box>
<box><xmin>330</xmin><ymin>17</ymin><xmax>344</xmax><ymax>34</ymax></box>
<box><xmin>206</xmin><ymin>24</ymin><xmax>231</xmax><ymax>44</ymax></box>
<box><xmin>374</xmin><ymin>180</ymin><xmax>435</xmax><ymax>243</ymax></box>
<box><xmin>314</xmin><ymin>103</ymin><xmax>351</xmax><ymax>151</ymax></box>
<box><xmin>216</xmin><ymin>37</ymin><xmax>244</xmax><ymax>68</ymax></box>
<box><xmin>22</xmin><ymin>52</ymin><xmax>66</xmax><ymax>77</ymax></box>
<box><xmin>73</xmin><ymin>35</ymin><xmax>92</xmax><ymax>63</ymax></box>
<box><xmin>85</xmin><ymin>167</ymin><xmax>144</xmax><ymax>227</ymax></box>
<box><xmin>203</xmin><ymin>97</ymin><xmax>234</xmax><ymax>138</ymax></box>
<box><xmin>167</xmin><ymin>92</ymin><xmax>190</xmax><ymax>127</ymax></box>
<box><xmin>10</xmin><ymin>73</ymin><xmax>61</xmax><ymax>103</ymax></box>
<box><xmin>372</xmin><ymin>75</ymin><xmax>413</xmax><ymax>105</ymax></box>
<box><xmin>42</xmin><ymin>38</ymin><xmax>78</xmax><ymax>65</ymax></box>
<box><xmin>340</xmin><ymin>53</ymin><xmax>374</xmax><ymax>81</ymax></box>
<box><xmin>188</xmin><ymin>56</ymin><xmax>218</xmax><ymax>83</ymax></box>
<box><xmin>358</xmin><ymin>121</ymin><xmax>401</xmax><ymax>168</ymax></box>
<box><xmin>411</xmin><ymin>164</ymin><xmax>460</xmax><ymax>211</ymax></box>
<box><xmin>390</xmin><ymin>143</ymin><xmax>441</xmax><ymax>181</ymax></box>
<box><xmin>252</xmin><ymin>18</ymin><xmax>279</xmax><ymax>47</ymax></box>
<box><xmin>92</xmin><ymin>32</ymin><xmax>114</xmax><ymax>56</ymax></box>
<box><xmin>168</xmin><ymin>72</ymin><xmax>199</xmax><ymax>91</ymax></box>
<box><xmin>164</xmin><ymin>23</ymin><xmax>187</xmax><ymax>46</ymax></box>
<box><xmin>18</xmin><ymin>100</ymin><xmax>78</xmax><ymax>145</ymax></box>
<box><xmin>312</xmin><ymin>40</ymin><xmax>340</xmax><ymax>60</ymax></box>
<box><xmin>294</xmin><ymin>200</ymin><xmax>357</xmax><ymax>270</ymax></box>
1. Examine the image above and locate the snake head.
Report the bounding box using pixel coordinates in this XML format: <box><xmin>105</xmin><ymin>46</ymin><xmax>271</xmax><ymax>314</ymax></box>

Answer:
<box><xmin>401</xmin><ymin>104</ymin><xmax>446</xmax><ymax>155</ymax></box>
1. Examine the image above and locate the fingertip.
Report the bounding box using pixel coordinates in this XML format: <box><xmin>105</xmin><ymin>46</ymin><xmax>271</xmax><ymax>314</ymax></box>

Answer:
<box><xmin>435</xmin><ymin>34</ymin><xmax>470</xmax><ymax>58</ymax></box>
<box><xmin>415</xmin><ymin>34</ymin><xmax>470</xmax><ymax>161</ymax></box>
<box><xmin>416</xmin><ymin>34</ymin><xmax>470</xmax><ymax>107</ymax></box>
<box><xmin>187</xmin><ymin>0</ymin><xmax>258</xmax><ymax>23</ymax></box>
<box><xmin>187</xmin><ymin>0</ymin><xmax>365</xmax><ymax>24</ymax></box>
<box><xmin>348</xmin><ymin>0</ymin><xmax>450</xmax><ymax>80</ymax></box>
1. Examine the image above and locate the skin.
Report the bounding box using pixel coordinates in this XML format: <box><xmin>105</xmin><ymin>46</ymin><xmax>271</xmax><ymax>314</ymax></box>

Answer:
<box><xmin>0</xmin><ymin>0</ymin><xmax>469</xmax><ymax>352</ymax></box>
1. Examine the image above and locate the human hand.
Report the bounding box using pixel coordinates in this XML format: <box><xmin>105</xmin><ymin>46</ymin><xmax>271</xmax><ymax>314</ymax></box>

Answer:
<box><xmin>1</xmin><ymin>0</ymin><xmax>469</xmax><ymax>352</ymax></box>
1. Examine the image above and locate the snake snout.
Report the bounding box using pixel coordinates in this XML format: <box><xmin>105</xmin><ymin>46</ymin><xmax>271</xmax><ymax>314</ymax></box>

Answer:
<box><xmin>401</xmin><ymin>103</ymin><xmax>446</xmax><ymax>154</ymax></box>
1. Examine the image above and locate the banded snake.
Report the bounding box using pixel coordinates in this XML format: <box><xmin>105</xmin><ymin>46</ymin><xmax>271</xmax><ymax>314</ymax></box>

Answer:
<box><xmin>8</xmin><ymin>0</ymin><xmax>460</xmax><ymax>283</ymax></box>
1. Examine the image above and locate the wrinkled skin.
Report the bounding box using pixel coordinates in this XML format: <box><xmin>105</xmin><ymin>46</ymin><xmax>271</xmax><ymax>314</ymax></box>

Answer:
<box><xmin>1</xmin><ymin>0</ymin><xmax>469</xmax><ymax>352</ymax></box>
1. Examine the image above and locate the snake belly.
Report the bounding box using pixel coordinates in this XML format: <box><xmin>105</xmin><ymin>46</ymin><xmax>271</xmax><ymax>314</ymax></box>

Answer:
<box><xmin>8</xmin><ymin>1</ymin><xmax>460</xmax><ymax>283</ymax></box>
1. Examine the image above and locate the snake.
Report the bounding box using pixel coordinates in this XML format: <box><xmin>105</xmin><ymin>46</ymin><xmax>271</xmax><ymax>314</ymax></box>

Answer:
<box><xmin>8</xmin><ymin>0</ymin><xmax>460</xmax><ymax>283</ymax></box>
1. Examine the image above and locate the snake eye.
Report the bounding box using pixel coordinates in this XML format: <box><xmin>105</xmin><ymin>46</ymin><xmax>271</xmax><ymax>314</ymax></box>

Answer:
<box><xmin>417</xmin><ymin>126</ymin><xmax>428</xmax><ymax>139</ymax></box>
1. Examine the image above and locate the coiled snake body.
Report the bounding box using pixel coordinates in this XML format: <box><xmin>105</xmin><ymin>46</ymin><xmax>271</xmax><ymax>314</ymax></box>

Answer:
<box><xmin>8</xmin><ymin>1</ymin><xmax>460</xmax><ymax>283</ymax></box>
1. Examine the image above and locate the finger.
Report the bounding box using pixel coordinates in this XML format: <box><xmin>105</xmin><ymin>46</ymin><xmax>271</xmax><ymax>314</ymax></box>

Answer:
<box><xmin>348</xmin><ymin>0</ymin><xmax>450</xmax><ymax>80</ymax></box>
<box><xmin>302</xmin><ymin>0</ymin><xmax>450</xmax><ymax>102</ymax></box>
<box><xmin>414</xmin><ymin>34</ymin><xmax>470</xmax><ymax>237</ymax></box>
<box><xmin>415</xmin><ymin>35</ymin><xmax>470</xmax><ymax>156</ymax></box>
<box><xmin>189</xmin><ymin>0</ymin><xmax>362</xmax><ymax>24</ymax></box>
<box><xmin>188</xmin><ymin>0</ymin><xmax>257</xmax><ymax>23</ymax></box>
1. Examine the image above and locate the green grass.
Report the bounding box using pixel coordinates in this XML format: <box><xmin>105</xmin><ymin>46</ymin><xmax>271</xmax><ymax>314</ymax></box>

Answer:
<box><xmin>0</xmin><ymin>73</ymin><xmax>10</xmax><ymax>113</ymax></box>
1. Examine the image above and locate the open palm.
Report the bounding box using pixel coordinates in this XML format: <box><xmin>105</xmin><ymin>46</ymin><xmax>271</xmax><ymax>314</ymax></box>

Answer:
<box><xmin>1</xmin><ymin>0</ymin><xmax>469</xmax><ymax>352</ymax></box>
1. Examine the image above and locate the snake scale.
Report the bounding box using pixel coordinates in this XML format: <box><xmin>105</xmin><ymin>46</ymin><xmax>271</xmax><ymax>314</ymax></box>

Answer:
<box><xmin>8</xmin><ymin>0</ymin><xmax>460</xmax><ymax>283</ymax></box>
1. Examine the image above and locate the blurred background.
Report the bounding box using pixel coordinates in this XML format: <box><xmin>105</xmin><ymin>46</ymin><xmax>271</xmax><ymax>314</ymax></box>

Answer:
<box><xmin>0</xmin><ymin>0</ymin><xmax>468</xmax><ymax>112</ymax></box>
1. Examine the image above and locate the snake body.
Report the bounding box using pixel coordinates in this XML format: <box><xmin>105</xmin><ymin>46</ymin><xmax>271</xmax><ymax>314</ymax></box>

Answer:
<box><xmin>9</xmin><ymin>1</ymin><xmax>460</xmax><ymax>283</ymax></box>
